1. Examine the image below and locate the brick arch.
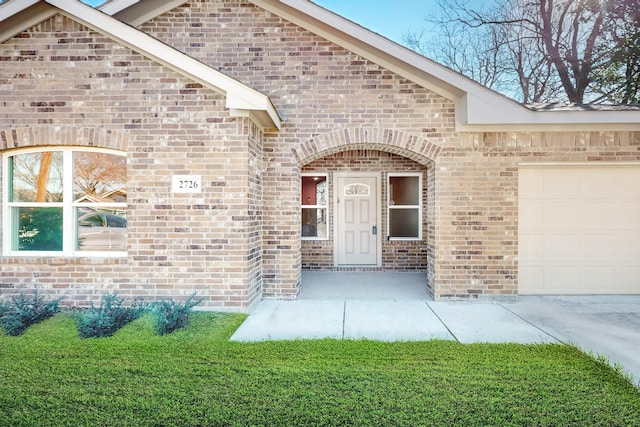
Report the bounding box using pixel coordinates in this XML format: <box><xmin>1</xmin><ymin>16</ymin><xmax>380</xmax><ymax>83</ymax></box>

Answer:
<box><xmin>293</xmin><ymin>127</ymin><xmax>442</xmax><ymax>167</ymax></box>
<box><xmin>0</xmin><ymin>126</ymin><xmax>128</xmax><ymax>151</ymax></box>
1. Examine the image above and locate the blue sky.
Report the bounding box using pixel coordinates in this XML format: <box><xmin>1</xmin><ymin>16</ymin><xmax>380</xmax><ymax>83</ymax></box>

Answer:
<box><xmin>78</xmin><ymin>0</ymin><xmax>492</xmax><ymax>46</ymax></box>
<box><xmin>77</xmin><ymin>0</ymin><xmax>437</xmax><ymax>42</ymax></box>
<box><xmin>313</xmin><ymin>0</ymin><xmax>492</xmax><ymax>45</ymax></box>
<box><xmin>313</xmin><ymin>0</ymin><xmax>439</xmax><ymax>45</ymax></box>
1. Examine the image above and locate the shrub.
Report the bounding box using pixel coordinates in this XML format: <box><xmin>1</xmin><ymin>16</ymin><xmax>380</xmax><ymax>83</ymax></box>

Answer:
<box><xmin>76</xmin><ymin>293</ymin><xmax>147</xmax><ymax>338</ymax></box>
<box><xmin>150</xmin><ymin>293</ymin><xmax>203</xmax><ymax>335</ymax></box>
<box><xmin>0</xmin><ymin>298</ymin><xmax>9</xmax><ymax>318</ymax></box>
<box><xmin>0</xmin><ymin>291</ymin><xmax>61</xmax><ymax>336</ymax></box>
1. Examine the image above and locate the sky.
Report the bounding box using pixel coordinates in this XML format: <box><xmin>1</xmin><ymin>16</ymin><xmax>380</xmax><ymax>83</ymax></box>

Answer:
<box><xmin>77</xmin><ymin>0</ymin><xmax>493</xmax><ymax>47</ymax></box>
<box><xmin>312</xmin><ymin>0</ymin><xmax>492</xmax><ymax>46</ymax></box>
<box><xmin>312</xmin><ymin>0</ymin><xmax>438</xmax><ymax>45</ymax></box>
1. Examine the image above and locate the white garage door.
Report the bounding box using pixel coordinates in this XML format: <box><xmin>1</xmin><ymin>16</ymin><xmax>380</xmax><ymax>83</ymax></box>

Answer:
<box><xmin>519</xmin><ymin>164</ymin><xmax>640</xmax><ymax>295</ymax></box>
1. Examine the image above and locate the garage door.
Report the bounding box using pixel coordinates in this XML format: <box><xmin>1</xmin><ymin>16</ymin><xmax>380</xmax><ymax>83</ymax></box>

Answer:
<box><xmin>519</xmin><ymin>164</ymin><xmax>640</xmax><ymax>295</ymax></box>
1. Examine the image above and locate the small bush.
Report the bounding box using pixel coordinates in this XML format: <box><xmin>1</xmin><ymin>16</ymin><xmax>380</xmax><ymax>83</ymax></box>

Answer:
<box><xmin>0</xmin><ymin>291</ymin><xmax>61</xmax><ymax>336</ymax></box>
<box><xmin>0</xmin><ymin>298</ymin><xmax>9</xmax><ymax>318</ymax></box>
<box><xmin>76</xmin><ymin>293</ymin><xmax>147</xmax><ymax>338</ymax></box>
<box><xmin>151</xmin><ymin>293</ymin><xmax>203</xmax><ymax>335</ymax></box>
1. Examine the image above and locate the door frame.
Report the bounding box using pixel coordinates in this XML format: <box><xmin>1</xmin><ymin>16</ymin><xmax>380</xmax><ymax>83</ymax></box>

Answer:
<box><xmin>333</xmin><ymin>172</ymin><xmax>383</xmax><ymax>267</ymax></box>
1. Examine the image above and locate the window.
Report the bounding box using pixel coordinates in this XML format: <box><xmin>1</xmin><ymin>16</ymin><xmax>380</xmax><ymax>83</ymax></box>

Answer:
<box><xmin>80</xmin><ymin>0</ymin><xmax>110</xmax><ymax>7</ymax></box>
<box><xmin>388</xmin><ymin>173</ymin><xmax>422</xmax><ymax>240</ymax></box>
<box><xmin>301</xmin><ymin>173</ymin><xmax>328</xmax><ymax>240</ymax></box>
<box><xmin>3</xmin><ymin>148</ymin><xmax>127</xmax><ymax>256</ymax></box>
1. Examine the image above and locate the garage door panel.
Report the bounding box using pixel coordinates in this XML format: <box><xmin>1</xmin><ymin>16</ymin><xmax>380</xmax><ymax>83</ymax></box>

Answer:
<box><xmin>617</xmin><ymin>233</ymin><xmax>640</xmax><ymax>261</ymax></box>
<box><xmin>519</xmin><ymin>165</ymin><xmax>640</xmax><ymax>295</ymax></box>
<box><xmin>579</xmin><ymin>233</ymin><xmax>613</xmax><ymax>262</ymax></box>
<box><xmin>588</xmin><ymin>169</ymin><xmax>623</xmax><ymax>197</ymax></box>
<box><xmin>618</xmin><ymin>267</ymin><xmax>640</xmax><ymax>291</ymax></box>
<box><xmin>543</xmin><ymin>233</ymin><xmax>582</xmax><ymax>262</ymax></box>
<box><xmin>541</xmin><ymin>169</ymin><xmax>581</xmax><ymax>198</ymax></box>
<box><xmin>544</xmin><ymin>200</ymin><xmax>584</xmax><ymax>230</ymax></box>
<box><xmin>581</xmin><ymin>266</ymin><xmax>618</xmax><ymax>293</ymax></box>
<box><xmin>519</xmin><ymin>171</ymin><xmax>544</xmax><ymax>198</ymax></box>
<box><xmin>614</xmin><ymin>202</ymin><xmax>640</xmax><ymax>229</ymax></box>
<box><xmin>597</xmin><ymin>232</ymin><xmax>640</xmax><ymax>261</ymax></box>
<box><xmin>519</xmin><ymin>265</ymin><xmax>544</xmax><ymax>293</ymax></box>
<box><xmin>519</xmin><ymin>233</ymin><xmax>544</xmax><ymax>262</ymax></box>
<box><xmin>545</xmin><ymin>266</ymin><xmax>582</xmax><ymax>292</ymax></box>
<box><xmin>582</xmin><ymin>266</ymin><xmax>640</xmax><ymax>293</ymax></box>
<box><xmin>581</xmin><ymin>200</ymin><xmax>620</xmax><ymax>228</ymax></box>
<box><xmin>613</xmin><ymin>168</ymin><xmax>640</xmax><ymax>197</ymax></box>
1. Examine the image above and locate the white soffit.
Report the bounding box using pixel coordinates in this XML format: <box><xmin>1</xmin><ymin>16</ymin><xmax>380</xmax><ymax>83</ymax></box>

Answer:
<box><xmin>0</xmin><ymin>1</ymin><xmax>57</xmax><ymax>43</ymax></box>
<box><xmin>252</xmin><ymin>0</ymin><xmax>640</xmax><ymax>131</ymax></box>
<box><xmin>113</xmin><ymin>0</ymin><xmax>189</xmax><ymax>27</ymax></box>
<box><xmin>0</xmin><ymin>0</ymin><xmax>137</xmax><ymax>43</ymax></box>
<box><xmin>99</xmin><ymin>0</ymin><xmax>140</xmax><ymax>15</ymax></box>
<box><xmin>39</xmin><ymin>0</ymin><xmax>281</xmax><ymax>129</ymax></box>
<box><xmin>0</xmin><ymin>0</ymin><xmax>40</xmax><ymax>20</ymax></box>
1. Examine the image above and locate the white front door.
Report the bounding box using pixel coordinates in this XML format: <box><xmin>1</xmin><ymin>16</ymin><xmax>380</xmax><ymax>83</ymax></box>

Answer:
<box><xmin>335</xmin><ymin>174</ymin><xmax>380</xmax><ymax>266</ymax></box>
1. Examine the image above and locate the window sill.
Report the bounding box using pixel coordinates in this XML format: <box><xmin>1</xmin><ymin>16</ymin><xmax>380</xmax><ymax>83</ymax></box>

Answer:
<box><xmin>3</xmin><ymin>252</ymin><xmax>128</xmax><ymax>258</ymax></box>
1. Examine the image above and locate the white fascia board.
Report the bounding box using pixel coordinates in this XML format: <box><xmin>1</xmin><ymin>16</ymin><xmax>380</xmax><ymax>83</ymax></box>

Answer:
<box><xmin>462</xmin><ymin>92</ymin><xmax>533</xmax><ymax>127</ymax></box>
<box><xmin>42</xmin><ymin>0</ymin><xmax>281</xmax><ymax>130</ymax></box>
<box><xmin>113</xmin><ymin>0</ymin><xmax>189</xmax><ymax>27</ymax></box>
<box><xmin>460</xmin><ymin>92</ymin><xmax>640</xmax><ymax>131</ymax></box>
<box><xmin>0</xmin><ymin>0</ymin><xmax>39</xmax><ymax>21</ymax></box>
<box><xmin>99</xmin><ymin>0</ymin><xmax>140</xmax><ymax>15</ymax></box>
<box><xmin>0</xmin><ymin>2</ymin><xmax>57</xmax><ymax>44</ymax></box>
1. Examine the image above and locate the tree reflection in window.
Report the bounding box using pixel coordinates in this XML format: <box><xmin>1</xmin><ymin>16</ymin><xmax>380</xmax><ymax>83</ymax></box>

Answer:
<box><xmin>301</xmin><ymin>174</ymin><xmax>328</xmax><ymax>239</ymax></box>
<box><xmin>6</xmin><ymin>149</ymin><xmax>126</xmax><ymax>254</ymax></box>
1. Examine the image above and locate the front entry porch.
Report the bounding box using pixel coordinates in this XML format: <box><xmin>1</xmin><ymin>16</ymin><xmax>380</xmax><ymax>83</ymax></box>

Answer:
<box><xmin>299</xmin><ymin>271</ymin><xmax>430</xmax><ymax>300</ymax></box>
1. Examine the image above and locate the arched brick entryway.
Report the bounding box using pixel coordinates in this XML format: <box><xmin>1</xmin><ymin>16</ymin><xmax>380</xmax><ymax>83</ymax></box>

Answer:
<box><xmin>294</xmin><ymin>127</ymin><xmax>442</xmax><ymax>297</ymax></box>
<box><xmin>292</xmin><ymin>128</ymin><xmax>441</xmax><ymax>167</ymax></box>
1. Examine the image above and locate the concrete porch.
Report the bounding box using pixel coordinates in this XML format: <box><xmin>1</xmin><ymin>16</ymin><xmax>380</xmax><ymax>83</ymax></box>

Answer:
<box><xmin>299</xmin><ymin>271</ymin><xmax>430</xmax><ymax>301</ymax></box>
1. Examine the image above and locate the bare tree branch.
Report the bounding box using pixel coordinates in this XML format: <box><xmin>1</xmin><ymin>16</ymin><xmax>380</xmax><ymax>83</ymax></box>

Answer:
<box><xmin>404</xmin><ymin>0</ymin><xmax>639</xmax><ymax>104</ymax></box>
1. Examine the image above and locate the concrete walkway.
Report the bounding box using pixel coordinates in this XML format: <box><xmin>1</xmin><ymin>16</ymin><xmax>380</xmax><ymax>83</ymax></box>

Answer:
<box><xmin>231</xmin><ymin>272</ymin><xmax>640</xmax><ymax>383</ymax></box>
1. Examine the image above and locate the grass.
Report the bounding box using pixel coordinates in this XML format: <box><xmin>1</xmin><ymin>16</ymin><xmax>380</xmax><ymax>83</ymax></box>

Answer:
<box><xmin>1</xmin><ymin>312</ymin><xmax>639</xmax><ymax>426</ymax></box>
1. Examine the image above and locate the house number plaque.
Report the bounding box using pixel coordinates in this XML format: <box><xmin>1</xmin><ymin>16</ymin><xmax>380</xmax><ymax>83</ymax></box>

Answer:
<box><xmin>172</xmin><ymin>175</ymin><xmax>202</xmax><ymax>193</ymax></box>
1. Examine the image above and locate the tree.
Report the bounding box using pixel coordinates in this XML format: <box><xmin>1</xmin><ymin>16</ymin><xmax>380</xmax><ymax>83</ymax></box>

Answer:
<box><xmin>73</xmin><ymin>151</ymin><xmax>126</xmax><ymax>201</ymax></box>
<box><xmin>591</xmin><ymin>0</ymin><xmax>640</xmax><ymax>104</ymax></box>
<box><xmin>406</xmin><ymin>0</ymin><xmax>640</xmax><ymax>104</ymax></box>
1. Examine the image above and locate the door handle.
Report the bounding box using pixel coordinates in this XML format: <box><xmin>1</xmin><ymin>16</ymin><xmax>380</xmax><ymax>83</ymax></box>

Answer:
<box><xmin>372</xmin><ymin>225</ymin><xmax>377</xmax><ymax>235</ymax></box>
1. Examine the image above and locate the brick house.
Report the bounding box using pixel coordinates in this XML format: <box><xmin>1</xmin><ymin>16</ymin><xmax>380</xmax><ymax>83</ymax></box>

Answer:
<box><xmin>1</xmin><ymin>0</ymin><xmax>639</xmax><ymax>311</ymax></box>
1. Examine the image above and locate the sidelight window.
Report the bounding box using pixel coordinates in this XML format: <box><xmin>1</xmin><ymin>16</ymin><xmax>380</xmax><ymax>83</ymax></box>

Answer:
<box><xmin>387</xmin><ymin>173</ymin><xmax>422</xmax><ymax>240</ymax></box>
<box><xmin>301</xmin><ymin>173</ymin><xmax>328</xmax><ymax>240</ymax></box>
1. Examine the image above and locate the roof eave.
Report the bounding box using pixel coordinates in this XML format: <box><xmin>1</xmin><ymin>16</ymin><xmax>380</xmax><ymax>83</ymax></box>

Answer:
<box><xmin>0</xmin><ymin>2</ymin><xmax>57</xmax><ymax>44</ymax></box>
<box><xmin>112</xmin><ymin>0</ymin><xmax>189</xmax><ymax>27</ymax></box>
<box><xmin>1</xmin><ymin>0</ymin><xmax>281</xmax><ymax>130</ymax></box>
<box><xmin>251</xmin><ymin>0</ymin><xmax>533</xmax><ymax>123</ymax></box>
<box><xmin>98</xmin><ymin>0</ymin><xmax>140</xmax><ymax>15</ymax></box>
<box><xmin>460</xmin><ymin>94</ymin><xmax>640</xmax><ymax>131</ymax></box>
<box><xmin>255</xmin><ymin>0</ymin><xmax>640</xmax><ymax>131</ymax></box>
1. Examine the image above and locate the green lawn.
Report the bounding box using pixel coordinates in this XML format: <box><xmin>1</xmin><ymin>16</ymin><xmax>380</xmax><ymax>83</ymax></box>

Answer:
<box><xmin>1</xmin><ymin>312</ymin><xmax>639</xmax><ymax>426</ymax></box>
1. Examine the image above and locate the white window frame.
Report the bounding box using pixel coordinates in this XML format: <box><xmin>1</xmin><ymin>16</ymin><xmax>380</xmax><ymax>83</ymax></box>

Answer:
<box><xmin>2</xmin><ymin>147</ymin><xmax>127</xmax><ymax>257</ymax></box>
<box><xmin>387</xmin><ymin>172</ymin><xmax>422</xmax><ymax>241</ymax></box>
<box><xmin>301</xmin><ymin>172</ymin><xmax>329</xmax><ymax>241</ymax></box>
